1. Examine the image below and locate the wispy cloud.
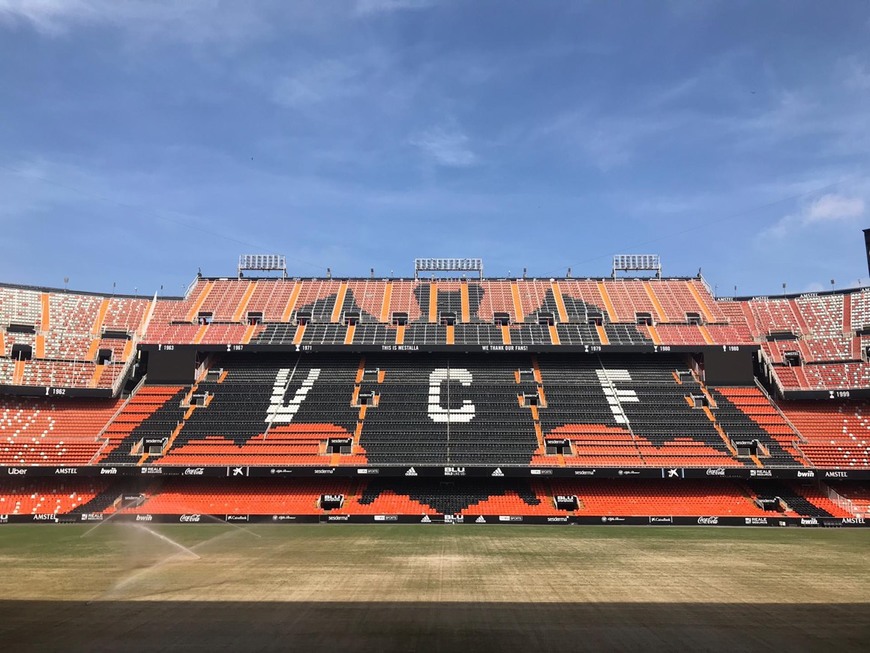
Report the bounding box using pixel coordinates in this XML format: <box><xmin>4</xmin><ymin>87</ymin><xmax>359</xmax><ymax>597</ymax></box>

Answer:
<box><xmin>842</xmin><ymin>56</ymin><xmax>870</xmax><ymax>91</ymax></box>
<box><xmin>0</xmin><ymin>0</ymin><xmax>275</xmax><ymax>43</ymax></box>
<box><xmin>759</xmin><ymin>192</ymin><xmax>866</xmax><ymax>241</ymax></box>
<box><xmin>0</xmin><ymin>0</ymin><xmax>431</xmax><ymax>38</ymax></box>
<box><xmin>536</xmin><ymin>109</ymin><xmax>681</xmax><ymax>170</ymax></box>
<box><xmin>531</xmin><ymin>40</ymin><xmax>870</xmax><ymax>171</ymax></box>
<box><xmin>272</xmin><ymin>60</ymin><xmax>363</xmax><ymax>108</ymax></box>
<box><xmin>409</xmin><ymin>126</ymin><xmax>477</xmax><ymax>167</ymax></box>
<box><xmin>723</xmin><ymin>91</ymin><xmax>820</xmax><ymax>141</ymax></box>
<box><xmin>266</xmin><ymin>48</ymin><xmax>424</xmax><ymax>137</ymax></box>
<box><xmin>805</xmin><ymin>194</ymin><xmax>865</xmax><ymax>223</ymax></box>
<box><xmin>354</xmin><ymin>0</ymin><xmax>434</xmax><ymax>16</ymax></box>
<box><xmin>0</xmin><ymin>0</ymin><xmax>93</xmax><ymax>34</ymax></box>
<box><xmin>0</xmin><ymin>156</ymin><xmax>217</xmax><ymax>232</ymax></box>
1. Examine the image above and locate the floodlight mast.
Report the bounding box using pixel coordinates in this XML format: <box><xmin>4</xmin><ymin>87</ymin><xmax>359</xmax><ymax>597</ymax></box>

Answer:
<box><xmin>612</xmin><ymin>254</ymin><xmax>662</xmax><ymax>279</ymax></box>
<box><xmin>414</xmin><ymin>258</ymin><xmax>483</xmax><ymax>280</ymax></box>
<box><xmin>238</xmin><ymin>254</ymin><xmax>288</xmax><ymax>279</ymax></box>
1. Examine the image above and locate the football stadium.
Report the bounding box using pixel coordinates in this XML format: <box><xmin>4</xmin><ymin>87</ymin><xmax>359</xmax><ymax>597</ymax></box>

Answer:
<box><xmin>3</xmin><ymin>2</ymin><xmax>870</xmax><ymax>651</ymax></box>
<box><xmin>1</xmin><ymin>254</ymin><xmax>869</xmax><ymax>650</ymax></box>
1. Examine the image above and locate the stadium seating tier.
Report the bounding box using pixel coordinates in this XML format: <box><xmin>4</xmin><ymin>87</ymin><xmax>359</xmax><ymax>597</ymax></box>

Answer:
<box><xmin>2</xmin><ymin>276</ymin><xmax>870</xmax><ymax>527</ymax></box>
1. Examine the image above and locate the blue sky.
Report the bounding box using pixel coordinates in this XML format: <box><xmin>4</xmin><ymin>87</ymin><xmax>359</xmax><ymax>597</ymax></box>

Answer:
<box><xmin>0</xmin><ymin>0</ymin><xmax>868</xmax><ymax>297</ymax></box>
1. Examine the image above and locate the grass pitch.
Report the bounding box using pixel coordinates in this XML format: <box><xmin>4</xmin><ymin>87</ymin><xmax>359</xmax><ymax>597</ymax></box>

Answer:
<box><xmin>0</xmin><ymin>524</ymin><xmax>868</xmax><ymax>651</ymax></box>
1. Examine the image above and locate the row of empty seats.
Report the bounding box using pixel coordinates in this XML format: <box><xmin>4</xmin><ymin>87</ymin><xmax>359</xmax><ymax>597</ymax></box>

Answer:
<box><xmin>752</xmin><ymin>291</ymin><xmax>870</xmax><ymax>392</ymax></box>
<box><xmin>0</xmin><ymin>396</ymin><xmax>120</xmax><ymax>465</ymax></box>
<box><xmin>3</xmin><ymin>279</ymin><xmax>869</xmax><ymax>395</ymax></box>
<box><xmin>91</xmin><ymin>353</ymin><xmax>806</xmax><ymax>469</ymax></box>
<box><xmin>0</xmin><ymin>479</ymin><xmax>109</xmax><ymax>514</ymax></box>
<box><xmin>155</xmin><ymin>278</ymin><xmax>729</xmax><ymax>326</ymax></box>
<box><xmin>828</xmin><ymin>482</ymin><xmax>870</xmax><ymax>516</ymax></box>
<box><xmin>762</xmin><ymin>337</ymin><xmax>861</xmax><ymax>365</ymax></box>
<box><xmin>0</xmin><ymin>478</ymin><xmax>858</xmax><ymax>518</ymax></box>
<box><xmin>3</xmin><ymin>279</ymin><xmax>867</xmax><ymax>337</ymax></box>
<box><xmin>714</xmin><ymin>387</ymin><xmax>806</xmax><ymax>465</ymax></box>
<box><xmin>0</xmin><ymin>285</ymin><xmax>150</xmax><ymax>390</ymax></box>
<box><xmin>0</xmin><ymin>352</ymin><xmax>867</xmax><ymax>470</ymax></box>
<box><xmin>777</xmin><ymin>401</ymin><xmax>870</xmax><ymax>468</ymax></box>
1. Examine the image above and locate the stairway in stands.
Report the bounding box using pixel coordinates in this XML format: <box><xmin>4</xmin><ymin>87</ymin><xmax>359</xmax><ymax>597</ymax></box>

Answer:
<box><xmin>749</xmin><ymin>481</ymin><xmax>838</xmax><ymax>518</ymax></box>
<box><xmin>99</xmin><ymin>386</ymin><xmax>189</xmax><ymax>465</ymax></box>
<box><xmin>708</xmin><ymin>387</ymin><xmax>803</xmax><ymax>467</ymax></box>
<box><xmin>71</xmin><ymin>487</ymin><xmax>127</xmax><ymax>514</ymax></box>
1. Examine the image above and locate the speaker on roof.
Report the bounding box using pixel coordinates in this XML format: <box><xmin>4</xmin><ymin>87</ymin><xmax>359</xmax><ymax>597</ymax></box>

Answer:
<box><xmin>864</xmin><ymin>228</ymin><xmax>870</xmax><ymax>278</ymax></box>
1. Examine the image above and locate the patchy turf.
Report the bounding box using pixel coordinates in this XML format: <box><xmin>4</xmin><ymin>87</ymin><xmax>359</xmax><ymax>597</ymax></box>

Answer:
<box><xmin>0</xmin><ymin>525</ymin><xmax>868</xmax><ymax>651</ymax></box>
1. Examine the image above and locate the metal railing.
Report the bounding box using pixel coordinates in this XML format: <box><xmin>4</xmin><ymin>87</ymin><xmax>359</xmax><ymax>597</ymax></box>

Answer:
<box><xmin>820</xmin><ymin>481</ymin><xmax>859</xmax><ymax>516</ymax></box>
<box><xmin>137</xmin><ymin>292</ymin><xmax>159</xmax><ymax>339</ymax></box>
<box><xmin>182</xmin><ymin>277</ymin><xmax>201</xmax><ymax>301</ymax></box>
<box><xmin>88</xmin><ymin>375</ymin><xmax>147</xmax><ymax>464</ymax></box>
<box><xmin>698</xmin><ymin>273</ymin><xmax>715</xmax><ymax>299</ymax></box>
<box><xmin>754</xmin><ymin>377</ymin><xmax>807</xmax><ymax>443</ymax></box>
<box><xmin>758</xmin><ymin>349</ymin><xmax>788</xmax><ymax>397</ymax></box>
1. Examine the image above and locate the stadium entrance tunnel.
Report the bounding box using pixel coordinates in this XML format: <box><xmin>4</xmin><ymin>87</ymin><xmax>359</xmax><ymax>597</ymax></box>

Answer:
<box><xmin>319</xmin><ymin>494</ymin><xmax>345</xmax><ymax>510</ymax></box>
<box><xmin>545</xmin><ymin>438</ymin><xmax>571</xmax><ymax>455</ymax></box>
<box><xmin>553</xmin><ymin>494</ymin><xmax>579</xmax><ymax>510</ymax></box>
<box><xmin>10</xmin><ymin>343</ymin><xmax>32</xmax><ymax>361</ymax></box>
<box><xmin>137</xmin><ymin>437</ymin><xmax>168</xmax><ymax>456</ymax></box>
<box><xmin>327</xmin><ymin>438</ymin><xmax>352</xmax><ymax>454</ymax></box>
<box><xmin>732</xmin><ymin>438</ymin><xmax>760</xmax><ymax>456</ymax></box>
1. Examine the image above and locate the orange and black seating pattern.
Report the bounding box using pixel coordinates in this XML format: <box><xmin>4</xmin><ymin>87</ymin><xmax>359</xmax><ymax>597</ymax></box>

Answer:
<box><xmin>0</xmin><ymin>477</ymin><xmax>853</xmax><ymax>519</ymax></box>
<box><xmin>90</xmin><ymin>352</ymin><xmax>813</xmax><ymax>469</ymax></box>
